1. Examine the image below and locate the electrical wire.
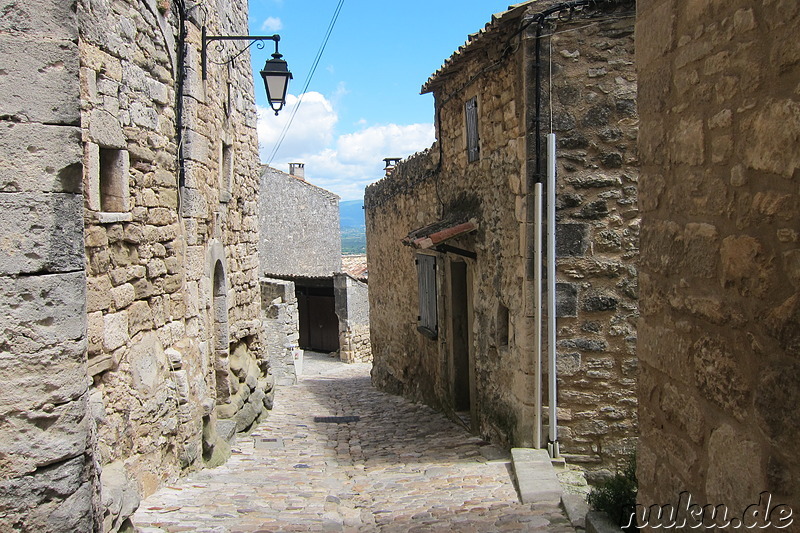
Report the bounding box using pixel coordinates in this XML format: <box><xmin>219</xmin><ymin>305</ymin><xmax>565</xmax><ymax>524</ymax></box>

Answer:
<box><xmin>266</xmin><ymin>0</ymin><xmax>345</xmax><ymax>164</ymax></box>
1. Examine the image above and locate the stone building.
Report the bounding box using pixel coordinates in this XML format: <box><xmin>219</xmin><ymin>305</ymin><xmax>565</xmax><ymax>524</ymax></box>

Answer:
<box><xmin>1</xmin><ymin>0</ymin><xmax>272</xmax><ymax>530</ymax></box>
<box><xmin>259</xmin><ymin>164</ymin><xmax>371</xmax><ymax>383</ymax></box>
<box><xmin>365</xmin><ymin>0</ymin><xmax>637</xmax><ymax>478</ymax></box>
<box><xmin>636</xmin><ymin>0</ymin><xmax>799</xmax><ymax>522</ymax></box>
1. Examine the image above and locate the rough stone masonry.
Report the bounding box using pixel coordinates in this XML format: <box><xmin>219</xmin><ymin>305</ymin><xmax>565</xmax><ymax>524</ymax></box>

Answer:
<box><xmin>1</xmin><ymin>0</ymin><xmax>274</xmax><ymax>531</ymax></box>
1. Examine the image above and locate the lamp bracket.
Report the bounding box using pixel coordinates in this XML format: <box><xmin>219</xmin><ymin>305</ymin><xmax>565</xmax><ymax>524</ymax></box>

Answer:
<box><xmin>201</xmin><ymin>26</ymin><xmax>280</xmax><ymax>80</ymax></box>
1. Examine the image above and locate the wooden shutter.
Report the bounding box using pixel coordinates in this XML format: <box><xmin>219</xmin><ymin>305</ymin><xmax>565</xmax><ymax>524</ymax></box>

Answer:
<box><xmin>465</xmin><ymin>97</ymin><xmax>480</xmax><ymax>163</ymax></box>
<box><xmin>416</xmin><ymin>254</ymin><xmax>437</xmax><ymax>338</ymax></box>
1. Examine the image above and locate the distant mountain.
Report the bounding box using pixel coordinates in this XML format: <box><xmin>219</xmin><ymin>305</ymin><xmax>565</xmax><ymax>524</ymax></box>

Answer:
<box><xmin>339</xmin><ymin>200</ymin><xmax>366</xmax><ymax>254</ymax></box>
<box><xmin>340</xmin><ymin>199</ymin><xmax>365</xmax><ymax>228</ymax></box>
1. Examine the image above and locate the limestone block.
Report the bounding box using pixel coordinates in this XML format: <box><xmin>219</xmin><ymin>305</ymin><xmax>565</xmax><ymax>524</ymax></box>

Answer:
<box><xmin>0</xmin><ymin>37</ymin><xmax>79</xmax><ymax>124</ymax></box>
<box><xmin>147</xmin><ymin>78</ymin><xmax>169</xmax><ymax>105</ymax></box>
<box><xmin>129</xmin><ymin>101</ymin><xmax>159</xmax><ymax>129</ymax></box>
<box><xmin>180</xmin><ymin>186</ymin><xmax>208</xmax><ymax>218</ymax></box>
<box><xmin>110</xmin><ymin>283</ymin><xmax>135</xmax><ymax>309</ymax></box>
<box><xmin>0</xmin><ymin>393</ymin><xmax>90</xmax><ymax>478</ymax></box>
<box><xmin>87</xmin><ymin>311</ymin><xmax>103</xmax><ymax>355</ymax></box>
<box><xmin>0</xmin><ymin>271</ymin><xmax>86</xmax><ymax>353</ymax></box>
<box><xmin>183</xmin><ymin>130</ymin><xmax>208</xmax><ymax>162</ymax></box>
<box><xmin>0</xmin><ymin>0</ymin><xmax>77</xmax><ymax>40</ymax></box>
<box><xmin>87</xmin><ymin>275</ymin><xmax>113</xmax><ymax>313</ymax></box>
<box><xmin>128</xmin><ymin>332</ymin><xmax>166</xmax><ymax>394</ymax></box>
<box><xmin>233</xmin><ymin>399</ymin><xmax>259</xmax><ymax>433</ymax></box>
<box><xmin>0</xmin><ymin>456</ymin><xmax>91</xmax><ymax>533</ymax></box>
<box><xmin>216</xmin><ymin>419</ymin><xmax>237</xmax><ymax>442</ymax></box>
<box><xmin>100</xmin><ymin>460</ymin><xmax>141</xmax><ymax>533</ymax></box>
<box><xmin>103</xmin><ymin>311</ymin><xmax>128</xmax><ymax>352</ymax></box>
<box><xmin>128</xmin><ymin>300</ymin><xmax>154</xmax><ymax>337</ymax></box>
<box><xmin>0</xmin><ymin>192</ymin><xmax>84</xmax><ymax>275</ymax></box>
<box><xmin>705</xmin><ymin>424</ymin><xmax>765</xmax><ymax>514</ymax></box>
<box><xmin>88</xmin><ymin>352</ymin><xmax>118</xmax><ymax>376</ymax></box>
<box><xmin>88</xmin><ymin>109</ymin><xmax>125</xmax><ymax>148</ymax></box>
<box><xmin>146</xmin><ymin>258</ymin><xmax>167</xmax><ymax>279</ymax></box>
<box><xmin>163</xmin><ymin>273</ymin><xmax>182</xmax><ymax>294</ymax></box>
<box><xmin>0</xmin><ymin>123</ymin><xmax>82</xmax><ymax>193</ymax></box>
<box><xmin>720</xmin><ymin>234</ymin><xmax>771</xmax><ymax>297</ymax></box>
<box><xmin>742</xmin><ymin>99</ymin><xmax>800</xmax><ymax>178</ymax></box>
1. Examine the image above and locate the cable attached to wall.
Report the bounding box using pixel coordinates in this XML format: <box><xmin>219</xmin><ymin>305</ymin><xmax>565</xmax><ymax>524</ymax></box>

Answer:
<box><xmin>266</xmin><ymin>0</ymin><xmax>345</xmax><ymax>165</ymax></box>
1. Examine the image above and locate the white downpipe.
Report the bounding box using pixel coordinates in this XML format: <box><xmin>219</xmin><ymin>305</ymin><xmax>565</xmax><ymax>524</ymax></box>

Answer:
<box><xmin>546</xmin><ymin>133</ymin><xmax>559</xmax><ymax>458</ymax></box>
<box><xmin>533</xmin><ymin>182</ymin><xmax>543</xmax><ymax>450</ymax></box>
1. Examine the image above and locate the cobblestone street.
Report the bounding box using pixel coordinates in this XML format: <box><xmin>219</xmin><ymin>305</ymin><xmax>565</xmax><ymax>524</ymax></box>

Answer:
<box><xmin>132</xmin><ymin>353</ymin><xmax>574</xmax><ymax>532</ymax></box>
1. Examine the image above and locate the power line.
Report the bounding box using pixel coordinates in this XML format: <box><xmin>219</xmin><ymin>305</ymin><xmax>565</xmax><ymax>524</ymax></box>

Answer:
<box><xmin>267</xmin><ymin>0</ymin><xmax>345</xmax><ymax>164</ymax></box>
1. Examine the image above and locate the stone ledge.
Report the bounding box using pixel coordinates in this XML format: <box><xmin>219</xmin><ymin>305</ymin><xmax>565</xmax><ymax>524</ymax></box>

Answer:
<box><xmin>562</xmin><ymin>493</ymin><xmax>589</xmax><ymax>530</ymax></box>
<box><xmin>97</xmin><ymin>211</ymin><xmax>133</xmax><ymax>224</ymax></box>
<box><xmin>586</xmin><ymin>510</ymin><xmax>625</xmax><ymax>533</ymax></box>
<box><xmin>510</xmin><ymin>448</ymin><xmax>563</xmax><ymax>505</ymax></box>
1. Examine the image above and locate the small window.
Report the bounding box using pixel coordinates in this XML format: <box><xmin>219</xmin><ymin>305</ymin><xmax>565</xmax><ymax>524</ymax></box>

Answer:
<box><xmin>497</xmin><ymin>303</ymin><xmax>509</xmax><ymax>347</ymax></box>
<box><xmin>99</xmin><ymin>148</ymin><xmax>129</xmax><ymax>212</ymax></box>
<box><xmin>220</xmin><ymin>142</ymin><xmax>233</xmax><ymax>202</ymax></box>
<box><xmin>465</xmin><ymin>96</ymin><xmax>480</xmax><ymax>162</ymax></box>
<box><xmin>416</xmin><ymin>254</ymin><xmax>437</xmax><ymax>339</ymax></box>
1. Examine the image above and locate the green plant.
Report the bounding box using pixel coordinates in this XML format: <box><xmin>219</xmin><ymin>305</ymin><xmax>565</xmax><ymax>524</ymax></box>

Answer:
<box><xmin>587</xmin><ymin>454</ymin><xmax>638</xmax><ymax>531</ymax></box>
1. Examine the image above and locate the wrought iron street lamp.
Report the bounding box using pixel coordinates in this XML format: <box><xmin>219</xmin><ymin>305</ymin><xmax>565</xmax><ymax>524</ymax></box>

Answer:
<box><xmin>260</xmin><ymin>48</ymin><xmax>292</xmax><ymax>115</ymax></box>
<box><xmin>201</xmin><ymin>27</ymin><xmax>293</xmax><ymax>115</ymax></box>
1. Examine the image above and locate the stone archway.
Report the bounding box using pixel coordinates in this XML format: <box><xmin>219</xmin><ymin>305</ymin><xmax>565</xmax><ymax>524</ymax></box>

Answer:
<box><xmin>212</xmin><ymin>259</ymin><xmax>231</xmax><ymax>404</ymax></box>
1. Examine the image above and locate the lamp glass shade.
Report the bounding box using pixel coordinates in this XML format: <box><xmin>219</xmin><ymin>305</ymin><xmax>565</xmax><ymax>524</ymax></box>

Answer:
<box><xmin>260</xmin><ymin>55</ymin><xmax>292</xmax><ymax>114</ymax></box>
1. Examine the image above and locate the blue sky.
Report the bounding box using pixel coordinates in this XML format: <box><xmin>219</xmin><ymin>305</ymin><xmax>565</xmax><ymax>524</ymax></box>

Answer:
<box><xmin>249</xmin><ymin>0</ymin><xmax>513</xmax><ymax>200</ymax></box>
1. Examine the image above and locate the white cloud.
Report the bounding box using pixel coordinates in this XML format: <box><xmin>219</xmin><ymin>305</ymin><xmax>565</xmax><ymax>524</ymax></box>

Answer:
<box><xmin>259</xmin><ymin>92</ymin><xmax>435</xmax><ymax>201</ymax></box>
<box><xmin>258</xmin><ymin>92</ymin><xmax>337</xmax><ymax>160</ymax></box>
<box><xmin>260</xmin><ymin>17</ymin><xmax>282</xmax><ymax>32</ymax></box>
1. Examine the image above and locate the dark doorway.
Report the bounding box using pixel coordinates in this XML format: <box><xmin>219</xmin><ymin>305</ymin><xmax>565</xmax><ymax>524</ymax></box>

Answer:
<box><xmin>297</xmin><ymin>285</ymin><xmax>339</xmax><ymax>352</ymax></box>
<box><xmin>450</xmin><ymin>260</ymin><xmax>474</xmax><ymax>426</ymax></box>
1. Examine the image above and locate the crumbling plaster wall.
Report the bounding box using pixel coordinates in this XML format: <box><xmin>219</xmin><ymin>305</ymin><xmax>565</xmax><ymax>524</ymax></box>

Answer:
<box><xmin>637</xmin><ymin>0</ymin><xmax>799</xmax><ymax>517</ymax></box>
<box><xmin>78</xmin><ymin>0</ymin><xmax>270</xmax><ymax>529</ymax></box>
<box><xmin>0</xmin><ymin>0</ymin><xmax>100</xmax><ymax>530</ymax></box>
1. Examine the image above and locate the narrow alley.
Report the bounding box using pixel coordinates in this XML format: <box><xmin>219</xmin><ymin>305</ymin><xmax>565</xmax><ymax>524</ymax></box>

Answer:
<box><xmin>132</xmin><ymin>353</ymin><xmax>575</xmax><ymax>532</ymax></box>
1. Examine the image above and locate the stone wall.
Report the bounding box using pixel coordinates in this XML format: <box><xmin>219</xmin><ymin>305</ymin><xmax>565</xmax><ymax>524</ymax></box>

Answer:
<box><xmin>259</xmin><ymin>165</ymin><xmax>342</xmax><ymax>277</ymax></box>
<box><xmin>261</xmin><ymin>278</ymin><xmax>301</xmax><ymax>385</ymax></box>
<box><xmin>77</xmin><ymin>0</ymin><xmax>270</xmax><ymax>529</ymax></box>
<box><xmin>0</xmin><ymin>1</ymin><xmax>100</xmax><ymax>529</ymax></box>
<box><xmin>366</xmin><ymin>0</ymin><xmax>637</xmax><ymax>477</ymax></box>
<box><xmin>637</xmin><ymin>0</ymin><xmax>799</xmax><ymax>518</ymax></box>
<box><xmin>334</xmin><ymin>273</ymin><xmax>372</xmax><ymax>363</ymax></box>
<box><xmin>539</xmin><ymin>3</ymin><xmax>638</xmax><ymax>476</ymax></box>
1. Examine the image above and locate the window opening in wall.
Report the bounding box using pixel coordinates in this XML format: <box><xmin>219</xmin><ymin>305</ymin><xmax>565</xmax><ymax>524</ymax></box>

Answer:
<box><xmin>416</xmin><ymin>254</ymin><xmax>438</xmax><ymax>339</ymax></box>
<box><xmin>497</xmin><ymin>303</ymin><xmax>510</xmax><ymax>347</ymax></box>
<box><xmin>465</xmin><ymin>96</ymin><xmax>480</xmax><ymax>163</ymax></box>
<box><xmin>99</xmin><ymin>148</ymin><xmax>128</xmax><ymax>212</ymax></box>
<box><xmin>220</xmin><ymin>142</ymin><xmax>233</xmax><ymax>202</ymax></box>
<box><xmin>224</xmin><ymin>80</ymin><xmax>232</xmax><ymax>116</ymax></box>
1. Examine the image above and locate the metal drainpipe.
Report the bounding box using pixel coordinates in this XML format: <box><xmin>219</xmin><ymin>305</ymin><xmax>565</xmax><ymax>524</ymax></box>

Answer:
<box><xmin>175</xmin><ymin>0</ymin><xmax>187</xmax><ymax>192</ymax></box>
<box><xmin>529</xmin><ymin>0</ymin><xmax>595</xmax><ymax>455</ymax></box>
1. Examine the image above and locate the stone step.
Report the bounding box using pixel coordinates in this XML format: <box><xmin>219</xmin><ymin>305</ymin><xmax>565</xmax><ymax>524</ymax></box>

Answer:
<box><xmin>510</xmin><ymin>447</ymin><xmax>563</xmax><ymax>505</ymax></box>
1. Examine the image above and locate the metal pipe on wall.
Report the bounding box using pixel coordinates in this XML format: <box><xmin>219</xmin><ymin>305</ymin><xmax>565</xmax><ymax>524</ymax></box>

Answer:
<box><xmin>546</xmin><ymin>133</ymin><xmax>559</xmax><ymax>458</ymax></box>
<box><xmin>534</xmin><ymin>182</ymin><xmax>543</xmax><ymax>450</ymax></box>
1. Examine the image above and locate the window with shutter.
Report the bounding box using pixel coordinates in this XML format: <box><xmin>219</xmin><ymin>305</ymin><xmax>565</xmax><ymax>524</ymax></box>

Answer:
<box><xmin>416</xmin><ymin>254</ymin><xmax>438</xmax><ymax>339</ymax></box>
<box><xmin>465</xmin><ymin>96</ymin><xmax>480</xmax><ymax>163</ymax></box>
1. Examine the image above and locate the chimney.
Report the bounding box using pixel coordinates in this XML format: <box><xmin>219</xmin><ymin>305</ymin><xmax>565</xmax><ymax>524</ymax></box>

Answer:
<box><xmin>289</xmin><ymin>162</ymin><xmax>305</xmax><ymax>180</ymax></box>
<box><xmin>383</xmin><ymin>157</ymin><xmax>401</xmax><ymax>176</ymax></box>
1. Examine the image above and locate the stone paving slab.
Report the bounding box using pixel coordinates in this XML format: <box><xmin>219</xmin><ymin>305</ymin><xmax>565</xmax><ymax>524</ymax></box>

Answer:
<box><xmin>132</xmin><ymin>358</ymin><xmax>574</xmax><ymax>532</ymax></box>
